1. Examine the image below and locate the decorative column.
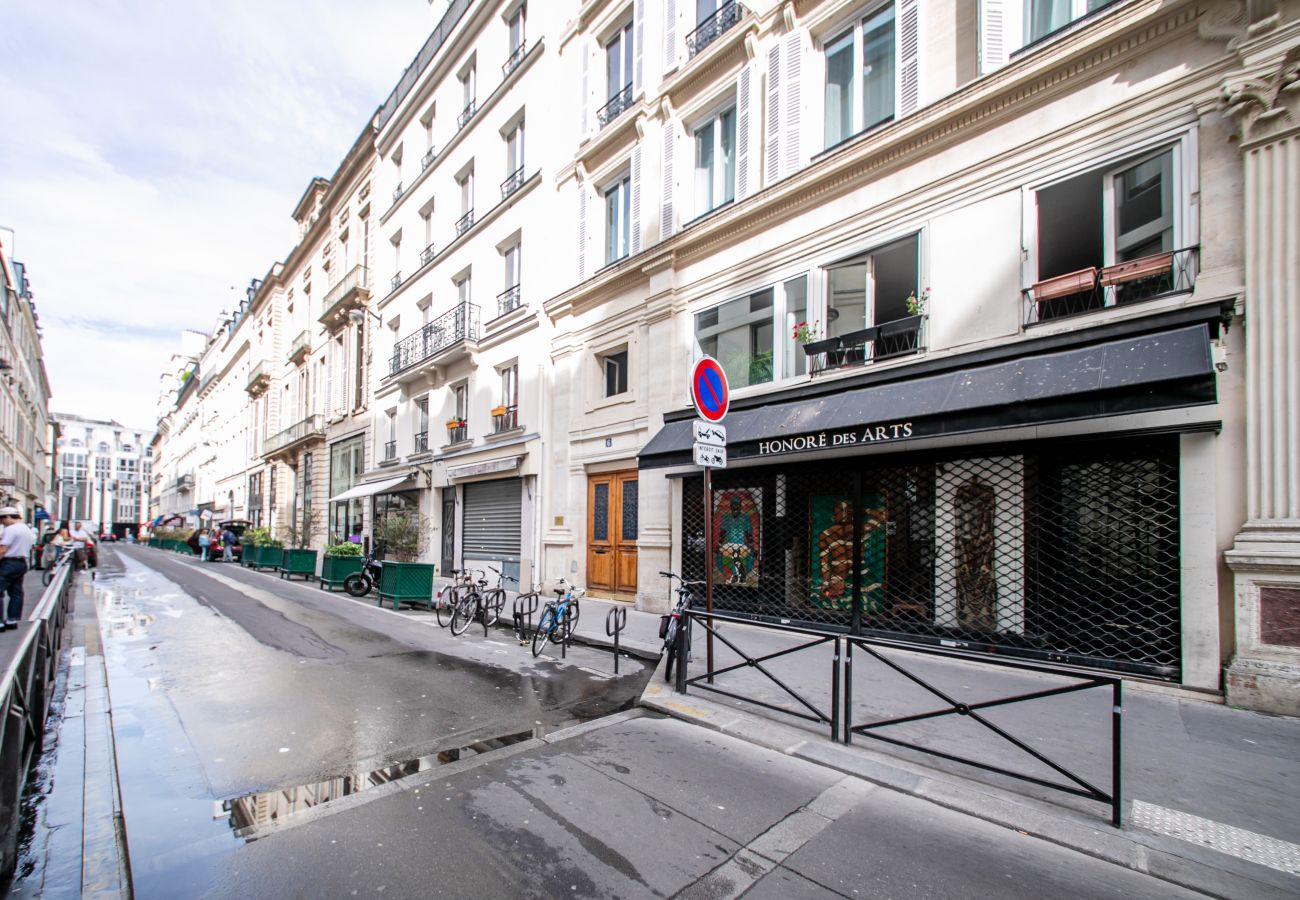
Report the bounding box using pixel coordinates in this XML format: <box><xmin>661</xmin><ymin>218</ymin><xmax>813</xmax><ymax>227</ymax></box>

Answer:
<box><xmin>1221</xmin><ymin>37</ymin><xmax>1300</xmax><ymax>714</ymax></box>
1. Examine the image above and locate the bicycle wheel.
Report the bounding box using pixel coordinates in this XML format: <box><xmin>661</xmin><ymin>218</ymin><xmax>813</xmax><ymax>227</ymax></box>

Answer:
<box><xmin>482</xmin><ymin>589</ymin><xmax>504</xmax><ymax>628</ymax></box>
<box><xmin>531</xmin><ymin>608</ymin><xmax>555</xmax><ymax>657</ymax></box>
<box><xmin>435</xmin><ymin>587</ymin><xmax>456</xmax><ymax>628</ymax></box>
<box><xmin>450</xmin><ymin>591</ymin><xmax>478</xmax><ymax>636</ymax></box>
<box><xmin>663</xmin><ymin>621</ymin><xmax>678</xmax><ymax>682</ymax></box>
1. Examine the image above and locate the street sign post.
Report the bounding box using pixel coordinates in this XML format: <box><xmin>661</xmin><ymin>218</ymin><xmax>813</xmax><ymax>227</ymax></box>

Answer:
<box><xmin>693</xmin><ymin>420</ymin><xmax>726</xmax><ymax>445</ymax></box>
<box><xmin>689</xmin><ymin>356</ymin><xmax>731</xmax><ymax>684</ymax></box>
<box><xmin>693</xmin><ymin>444</ymin><xmax>727</xmax><ymax>467</ymax></box>
<box><xmin>690</xmin><ymin>357</ymin><xmax>730</xmax><ymax>423</ymax></box>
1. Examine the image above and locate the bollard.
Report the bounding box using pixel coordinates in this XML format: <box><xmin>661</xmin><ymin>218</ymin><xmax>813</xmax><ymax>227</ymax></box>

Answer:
<box><xmin>605</xmin><ymin>606</ymin><xmax>627</xmax><ymax>674</ymax></box>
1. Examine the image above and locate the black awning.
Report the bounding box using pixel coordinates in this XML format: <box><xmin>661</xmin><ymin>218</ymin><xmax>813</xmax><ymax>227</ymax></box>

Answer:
<box><xmin>639</xmin><ymin>323</ymin><xmax>1216</xmax><ymax>469</ymax></box>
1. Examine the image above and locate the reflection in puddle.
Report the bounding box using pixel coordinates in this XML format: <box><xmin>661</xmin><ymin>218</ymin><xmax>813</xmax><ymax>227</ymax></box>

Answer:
<box><xmin>222</xmin><ymin>729</ymin><xmax>536</xmax><ymax>835</ymax></box>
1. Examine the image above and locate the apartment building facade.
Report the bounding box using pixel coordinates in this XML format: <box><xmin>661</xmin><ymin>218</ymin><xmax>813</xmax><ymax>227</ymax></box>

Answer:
<box><xmin>0</xmin><ymin>238</ymin><xmax>53</xmax><ymax>524</ymax></box>
<box><xmin>540</xmin><ymin>0</ymin><xmax>1299</xmax><ymax>709</ymax></box>
<box><xmin>51</xmin><ymin>413</ymin><xmax>151</xmax><ymax>534</ymax></box>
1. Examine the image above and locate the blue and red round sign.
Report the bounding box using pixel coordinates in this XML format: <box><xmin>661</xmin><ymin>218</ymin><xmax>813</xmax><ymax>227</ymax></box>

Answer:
<box><xmin>691</xmin><ymin>356</ymin><xmax>730</xmax><ymax>423</ymax></box>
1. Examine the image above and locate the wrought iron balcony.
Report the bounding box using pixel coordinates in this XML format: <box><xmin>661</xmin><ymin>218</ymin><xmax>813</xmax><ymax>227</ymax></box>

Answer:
<box><xmin>319</xmin><ymin>265</ymin><xmax>371</xmax><ymax>324</ymax></box>
<box><xmin>492</xmin><ymin>404</ymin><xmax>518</xmax><ymax>433</ymax></box>
<box><xmin>390</xmin><ymin>272</ymin><xmax>403</xmax><ymax>292</ymax></box>
<box><xmin>1022</xmin><ymin>246</ymin><xmax>1199</xmax><ymax>327</ymax></box>
<box><xmin>457</xmin><ymin>99</ymin><xmax>476</xmax><ymax>130</ymax></box>
<box><xmin>421</xmin><ymin>147</ymin><xmax>436</xmax><ymax>170</ymax></box>
<box><xmin>455</xmin><ymin>210</ymin><xmax>475</xmax><ymax>237</ymax></box>
<box><xmin>383</xmin><ymin>440</ymin><xmax>397</xmax><ymax>462</ymax></box>
<box><xmin>502</xmin><ymin>41</ymin><xmax>527</xmax><ymax>78</ymax></box>
<box><xmin>500</xmin><ymin>167</ymin><xmax>525</xmax><ymax>199</ymax></box>
<box><xmin>245</xmin><ymin>361</ymin><xmax>270</xmax><ymax>395</ymax></box>
<box><xmin>420</xmin><ymin>243</ymin><xmax>436</xmax><ymax>266</ymax></box>
<box><xmin>804</xmin><ymin>316</ymin><xmax>926</xmax><ymax>377</ymax></box>
<box><xmin>288</xmin><ymin>329</ymin><xmax>311</xmax><ymax>364</ymax></box>
<box><xmin>175</xmin><ymin>473</ymin><xmax>194</xmax><ymax>492</ymax></box>
<box><xmin>446</xmin><ymin>423</ymin><xmax>468</xmax><ymax>445</ymax></box>
<box><xmin>597</xmin><ymin>84</ymin><xmax>633</xmax><ymax>128</ymax></box>
<box><xmin>392</xmin><ymin>182</ymin><xmax>404</xmax><ymax>203</ymax></box>
<box><xmin>413</xmin><ymin>431</ymin><xmax>429</xmax><ymax>454</ymax></box>
<box><xmin>497</xmin><ymin>284</ymin><xmax>522</xmax><ymax>316</ymax></box>
<box><xmin>388</xmin><ymin>303</ymin><xmax>481</xmax><ymax>378</ymax></box>
<box><xmin>262</xmin><ymin>414</ymin><xmax>325</xmax><ymax>458</ymax></box>
<box><xmin>687</xmin><ymin>2</ymin><xmax>746</xmax><ymax>57</ymax></box>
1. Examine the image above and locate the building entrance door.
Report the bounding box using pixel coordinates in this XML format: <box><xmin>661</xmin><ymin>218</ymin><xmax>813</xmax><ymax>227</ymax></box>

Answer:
<box><xmin>441</xmin><ymin>491</ymin><xmax>456</xmax><ymax>574</ymax></box>
<box><xmin>587</xmin><ymin>472</ymin><xmax>638</xmax><ymax>595</ymax></box>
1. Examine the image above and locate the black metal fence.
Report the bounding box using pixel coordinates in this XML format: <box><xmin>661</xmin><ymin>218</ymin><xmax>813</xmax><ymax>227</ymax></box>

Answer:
<box><xmin>681</xmin><ymin>434</ymin><xmax>1181</xmax><ymax>679</ymax></box>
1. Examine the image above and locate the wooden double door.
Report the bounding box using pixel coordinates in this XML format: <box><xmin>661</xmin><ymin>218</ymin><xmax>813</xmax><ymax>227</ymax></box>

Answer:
<box><xmin>587</xmin><ymin>471</ymin><xmax>638</xmax><ymax>595</ymax></box>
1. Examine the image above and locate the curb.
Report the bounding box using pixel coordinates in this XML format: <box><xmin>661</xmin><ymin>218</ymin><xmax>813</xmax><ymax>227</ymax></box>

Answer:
<box><xmin>638</xmin><ymin>668</ymin><xmax>1297</xmax><ymax>900</ymax></box>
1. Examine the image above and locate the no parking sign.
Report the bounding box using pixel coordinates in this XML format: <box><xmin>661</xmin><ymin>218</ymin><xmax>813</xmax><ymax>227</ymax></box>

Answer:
<box><xmin>690</xmin><ymin>357</ymin><xmax>729</xmax><ymax>423</ymax></box>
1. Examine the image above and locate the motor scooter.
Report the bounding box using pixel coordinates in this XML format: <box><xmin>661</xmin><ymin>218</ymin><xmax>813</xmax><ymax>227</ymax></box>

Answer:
<box><xmin>343</xmin><ymin>545</ymin><xmax>384</xmax><ymax>597</ymax></box>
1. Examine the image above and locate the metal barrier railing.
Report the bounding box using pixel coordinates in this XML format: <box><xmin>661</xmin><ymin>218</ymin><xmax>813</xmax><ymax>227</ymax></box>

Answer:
<box><xmin>606</xmin><ymin>607</ymin><xmax>627</xmax><ymax>674</ymax></box>
<box><xmin>0</xmin><ymin>559</ymin><xmax>77</xmax><ymax>873</ymax></box>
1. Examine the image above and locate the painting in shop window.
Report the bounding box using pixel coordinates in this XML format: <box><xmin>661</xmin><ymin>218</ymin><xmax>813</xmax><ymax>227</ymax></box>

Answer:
<box><xmin>712</xmin><ymin>488</ymin><xmax>761</xmax><ymax>587</ymax></box>
<box><xmin>809</xmin><ymin>494</ymin><xmax>887</xmax><ymax>613</ymax></box>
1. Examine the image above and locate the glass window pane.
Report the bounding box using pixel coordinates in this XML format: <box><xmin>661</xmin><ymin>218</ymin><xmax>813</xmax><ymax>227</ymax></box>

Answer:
<box><xmin>621</xmin><ymin>177</ymin><xmax>631</xmax><ymax>257</ymax></box>
<box><xmin>593</xmin><ymin>482</ymin><xmax>609</xmax><ymax>541</ymax></box>
<box><xmin>862</xmin><ymin>7</ymin><xmax>896</xmax><ymax>130</ymax></box>
<box><xmin>606</xmin><ymin>34</ymin><xmax>622</xmax><ymax>99</ymax></box>
<box><xmin>1114</xmin><ymin>151</ymin><xmax>1173</xmax><ymax>260</ymax></box>
<box><xmin>697</xmin><ymin>0</ymin><xmax>718</xmax><ymax>25</ymax></box>
<box><xmin>605</xmin><ymin>185</ymin><xmax>620</xmax><ymax>263</ymax></box>
<box><xmin>621</xmin><ymin>479</ymin><xmax>639</xmax><ymax>541</ymax></box>
<box><xmin>824</xmin><ymin>32</ymin><xmax>854</xmax><ymax>148</ymax></box>
<box><xmin>623</xmin><ymin>24</ymin><xmax>634</xmax><ymax>89</ymax></box>
<box><xmin>694</xmin><ymin>289</ymin><xmax>775</xmax><ymax>388</ymax></box>
<box><xmin>783</xmin><ymin>275</ymin><xmax>809</xmax><ymax>379</ymax></box>
<box><xmin>828</xmin><ymin>263</ymin><xmax>869</xmax><ymax>338</ymax></box>
<box><xmin>1028</xmin><ymin>0</ymin><xmax>1072</xmax><ymax>42</ymax></box>
<box><xmin>695</xmin><ymin>121</ymin><xmax>715</xmax><ymax>212</ymax></box>
<box><xmin>721</xmin><ymin>108</ymin><xmax>736</xmax><ymax>203</ymax></box>
<box><xmin>871</xmin><ymin>233</ymin><xmax>919</xmax><ymax>325</ymax></box>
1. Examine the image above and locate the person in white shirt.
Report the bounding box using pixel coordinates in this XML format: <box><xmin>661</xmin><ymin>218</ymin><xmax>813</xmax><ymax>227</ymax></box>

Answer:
<box><xmin>69</xmin><ymin>520</ymin><xmax>92</xmax><ymax>570</ymax></box>
<box><xmin>0</xmin><ymin>507</ymin><xmax>35</xmax><ymax>631</ymax></box>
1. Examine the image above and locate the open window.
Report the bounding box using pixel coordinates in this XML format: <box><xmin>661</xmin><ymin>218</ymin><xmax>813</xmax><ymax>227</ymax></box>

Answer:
<box><xmin>822</xmin><ymin>233</ymin><xmax>920</xmax><ymax>364</ymax></box>
<box><xmin>600</xmin><ymin>347</ymin><xmax>629</xmax><ymax>398</ymax></box>
<box><xmin>695</xmin><ymin>289</ymin><xmax>775</xmax><ymax>389</ymax></box>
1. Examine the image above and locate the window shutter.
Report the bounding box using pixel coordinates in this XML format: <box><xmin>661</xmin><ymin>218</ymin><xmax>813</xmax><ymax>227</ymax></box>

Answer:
<box><xmin>633</xmin><ymin>0</ymin><xmax>645</xmax><ymax>94</ymax></box>
<box><xmin>899</xmin><ymin>0</ymin><xmax>920</xmax><ymax>116</ymax></box>
<box><xmin>980</xmin><ymin>0</ymin><xmax>1022</xmax><ymax>74</ymax></box>
<box><xmin>783</xmin><ymin>31</ymin><xmax>803</xmax><ymax>178</ymax></box>
<box><xmin>664</xmin><ymin>0</ymin><xmax>677</xmax><ymax>72</ymax></box>
<box><xmin>660</xmin><ymin>123</ymin><xmax>675</xmax><ymax>240</ymax></box>
<box><xmin>765</xmin><ymin>43</ymin><xmax>781</xmax><ymax>187</ymax></box>
<box><xmin>580</xmin><ymin>48</ymin><xmax>589</xmax><ymax>136</ymax></box>
<box><xmin>630</xmin><ymin>144</ymin><xmax>643</xmax><ymax>254</ymax></box>
<box><xmin>577</xmin><ymin>186</ymin><xmax>587</xmax><ymax>279</ymax></box>
<box><xmin>736</xmin><ymin>63</ymin><xmax>753</xmax><ymax>199</ymax></box>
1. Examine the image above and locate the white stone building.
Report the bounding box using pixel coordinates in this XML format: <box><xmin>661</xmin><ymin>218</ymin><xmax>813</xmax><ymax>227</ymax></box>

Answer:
<box><xmin>0</xmin><ymin>237</ymin><xmax>53</xmax><ymax>525</ymax></box>
<box><xmin>51</xmin><ymin>413</ymin><xmax>151</xmax><ymax>535</ymax></box>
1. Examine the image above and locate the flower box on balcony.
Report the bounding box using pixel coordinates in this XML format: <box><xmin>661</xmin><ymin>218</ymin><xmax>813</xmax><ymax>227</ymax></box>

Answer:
<box><xmin>446</xmin><ymin>419</ymin><xmax>466</xmax><ymax>430</ymax></box>
<box><xmin>1099</xmin><ymin>252</ymin><xmax>1174</xmax><ymax>287</ymax></box>
<box><xmin>490</xmin><ymin>405</ymin><xmax>508</xmax><ymax>418</ymax></box>
<box><xmin>1033</xmin><ymin>267</ymin><xmax>1098</xmax><ymax>302</ymax></box>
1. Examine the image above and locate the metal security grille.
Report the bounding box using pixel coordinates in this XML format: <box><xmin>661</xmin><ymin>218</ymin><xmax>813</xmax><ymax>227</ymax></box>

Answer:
<box><xmin>462</xmin><ymin>478</ymin><xmax>522</xmax><ymax>561</ymax></box>
<box><xmin>682</xmin><ymin>435</ymin><xmax>1181</xmax><ymax>679</ymax></box>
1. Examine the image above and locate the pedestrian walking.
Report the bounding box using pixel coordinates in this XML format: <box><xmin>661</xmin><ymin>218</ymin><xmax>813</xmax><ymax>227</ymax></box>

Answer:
<box><xmin>198</xmin><ymin>528</ymin><xmax>211</xmax><ymax>561</ymax></box>
<box><xmin>221</xmin><ymin>527</ymin><xmax>236</xmax><ymax>562</ymax></box>
<box><xmin>0</xmin><ymin>507</ymin><xmax>35</xmax><ymax>632</ymax></box>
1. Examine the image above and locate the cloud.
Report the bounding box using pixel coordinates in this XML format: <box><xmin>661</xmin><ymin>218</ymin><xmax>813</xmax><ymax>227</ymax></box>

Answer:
<box><xmin>0</xmin><ymin>0</ymin><xmax>433</xmax><ymax>428</ymax></box>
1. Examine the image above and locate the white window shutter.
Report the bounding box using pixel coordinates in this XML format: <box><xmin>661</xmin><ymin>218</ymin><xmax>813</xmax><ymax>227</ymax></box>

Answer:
<box><xmin>980</xmin><ymin>0</ymin><xmax>1023</xmax><ymax>74</ymax></box>
<box><xmin>660</xmin><ymin>124</ymin><xmax>675</xmax><ymax>240</ymax></box>
<box><xmin>630</xmin><ymin>144</ymin><xmax>643</xmax><ymax>254</ymax></box>
<box><xmin>664</xmin><ymin>0</ymin><xmax>677</xmax><ymax>72</ymax></box>
<box><xmin>580</xmin><ymin>49</ymin><xmax>589</xmax><ymax>137</ymax></box>
<box><xmin>577</xmin><ymin>186</ymin><xmax>588</xmax><ymax>279</ymax></box>
<box><xmin>899</xmin><ymin>0</ymin><xmax>920</xmax><ymax>116</ymax></box>
<box><xmin>736</xmin><ymin>64</ymin><xmax>753</xmax><ymax>199</ymax></box>
<box><xmin>764</xmin><ymin>43</ymin><xmax>781</xmax><ymax>187</ymax></box>
<box><xmin>633</xmin><ymin>0</ymin><xmax>645</xmax><ymax>94</ymax></box>
<box><xmin>783</xmin><ymin>31</ymin><xmax>803</xmax><ymax>178</ymax></box>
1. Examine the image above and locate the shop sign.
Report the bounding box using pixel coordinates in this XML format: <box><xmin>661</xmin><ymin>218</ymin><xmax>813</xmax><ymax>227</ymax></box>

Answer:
<box><xmin>756</xmin><ymin>421</ymin><xmax>914</xmax><ymax>457</ymax></box>
<box><xmin>694</xmin><ymin>444</ymin><xmax>727</xmax><ymax>468</ymax></box>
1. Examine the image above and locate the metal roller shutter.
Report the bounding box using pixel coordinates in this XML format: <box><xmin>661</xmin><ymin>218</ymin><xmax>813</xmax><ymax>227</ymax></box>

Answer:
<box><xmin>462</xmin><ymin>478</ymin><xmax>522</xmax><ymax>561</ymax></box>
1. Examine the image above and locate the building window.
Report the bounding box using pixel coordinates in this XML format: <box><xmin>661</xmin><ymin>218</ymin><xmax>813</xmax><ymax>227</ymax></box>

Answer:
<box><xmin>605</xmin><ymin>22</ymin><xmax>633</xmax><ymax>105</ymax></box>
<box><xmin>824</xmin><ymin>6</ymin><xmax>896</xmax><ymax>149</ymax></box>
<box><xmin>415</xmin><ymin>397</ymin><xmax>429</xmax><ymax>453</ymax></box>
<box><xmin>384</xmin><ymin>409</ymin><xmax>397</xmax><ymax>461</ymax></box>
<box><xmin>497</xmin><ymin>364</ymin><xmax>519</xmax><ymax>431</ymax></box>
<box><xmin>328</xmin><ymin>440</ymin><xmax>362</xmax><ymax>544</ymax></box>
<box><xmin>458</xmin><ymin>65</ymin><xmax>477</xmax><ymax>127</ymax></box>
<box><xmin>248</xmin><ymin>472</ymin><xmax>263</xmax><ymax>528</ymax></box>
<box><xmin>1027</xmin><ymin>0</ymin><xmax>1112</xmax><ymax>43</ymax></box>
<box><xmin>695</xmin><ymin>289</ymin><xmax>775</xmax><ymax>389</ymax></box>
<box><xmin>694</xmin><ymin>106</ymin><xmax>737</xmax><ymax>216</ymax></box>
<box><xmin>456</xmin><ymin>272</ymin><xmax>472</xmax><ymax>308</ymax></box>
<box><xmin>500</xmin><ymin>242</ymin><xmax>522</xmax><ymax>315</ymax></box>
<box><xmin>457</xmin><ymin>168</ymin><xmax>475</xmax><ymax>234</ymax></box>
<box><xmin>604</xmin><ymin>175</ymin><xmax>632</xmax><ymax>265</ymax></box>
<box><xmin>505</xmin><ymin>122</ymin><xmax>525</xmax><ymax>181</ymax></box>
<box><xmin>448</xmin><ymin>383</ymin><xmax>468</xmax><ymax>444</ymax></box>
<box><xmin>602</xmin><ymin>348</ymin><xmax>629</xmax><ymax>397</ymax></box>
<box><xmin>508</xmin><ymin>5</ymin><xmax>526</xmax><ymax>56</ymax></box>
<box><xmin>826</xmin><ymin>233</ymin><xmax>919</xmax><ymax>336</ymax></box>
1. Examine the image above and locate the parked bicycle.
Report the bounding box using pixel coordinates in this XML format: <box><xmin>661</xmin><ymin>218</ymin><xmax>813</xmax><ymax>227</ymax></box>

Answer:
<box><xmin>449</xmin><ymin>568</ymin><xmax>491</xmax><ymax>636</ymax></box>
<box><xmin>659</xmin><ymin>571</ymin><xmax>702</xmax><ymax>682</ymax></box>
<box><xmin>435</xmin><ymin>568</ymin><xmax>476</xmax><ymax>628</ymax></box>
<box><xmin>531</xmin><ymin>577</ymin><xmax>584</xmax><ymax>657</ymax></box>
<box><xmin>41</xmin><ymin>546</ymin><xmax>68</xmax><ymax>586</ymax></box>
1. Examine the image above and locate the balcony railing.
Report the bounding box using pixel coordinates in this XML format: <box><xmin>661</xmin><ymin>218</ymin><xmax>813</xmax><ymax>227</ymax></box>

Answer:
<box><xmin>392</xmin><ymin>183</ymin><xmax>404</xmax><ymax>203</ymax></box>
<box><xmin>388</xmin><ymin>303</ymin><xmax>481</xmax><ymax>377</ymax></box>
<box><xmin>455</xmin><ymin>210</ymin><xmax>475</xmax><ymax>236</ymax></box>
<box><xmin>446</xmin><ymin>423</ymin><xmax>468</xmax><ymax>445</ymax></box>
<box><xmin>597</xmin><ymin>84</ymin><xmax>633</xmax><ymax>128</ymax></box>
<box><xmin>175</xmin><ymin>474</ymin><xmax>194</xmax><ymax>492</ymax></box>
<box><xmin>687</xmin><ymin>2</ymin><xmax>746</xmax><ymax>57</ymax></box>
<box><xmin>804</xmin><ymin>316</ymin><xmax>926</xmax><ymax>377</ymax></box>
<box><xmin>457</xmin><ymin>99</ymin><xmax>476</xmax><ymax>130</ymax></box>
<box><xmin>420</xmin><ymin>243</ymin><xmax>436</xmax><ymax>266</ymax></box>
<box><xmin>413</xmin><ymin>431</ymin><xmax>429</xmax><ymax>454</ymax></box>
<box><xmin>245</xmin><ymin>361</ymin><xmax>270</xmax><ymax>395</ymax></box>
<box><xmin>391</xmin><ymin>272</ymin><xmax>403</xmax><ymax>292</ymax></box>
<box><xmin>262</xmin><ymin>414</ymin><xmax>325</xmax><ymax>457</ymax></box>
<box><xmin>1021</xmin><ymin>247</ymin><xmax>1199</xmax><ymax>327</ymax></box>
<box><xmin>502</xmin><ymin>40</ymin><xmax>527</xmax><ymax>78</ymax></box>
<box><xmin>288</xmin><ymin>329</ymin><xmax>311</xmax><ymax>364</ymax></box>
<box><xmin>492</xmin><ymin>405</ymin><xmax>518</xmax><ymax>433</ymax></box>
<box><xmin>383</xmin><ymin>440</ymin><xmax>397</xmax><ymax>462</ymax></box>
<box><xmin>421</xmin><ymin>147</ymin><xmax>436</xmax><ymax>170</ymax></box>
<box><xmin>319</xmin><ymin>265</ymin><xmax>371</xmax><ymax>322</ymax></box>
<box><xmin>497</xmin><ymin>284</ymin><xmax>522</xmax><ymax>316</ymax></box>
<box><xmin>500</xmin><ymin>167</ymin><xmax>525</xmax><ymax>199</ymax></box>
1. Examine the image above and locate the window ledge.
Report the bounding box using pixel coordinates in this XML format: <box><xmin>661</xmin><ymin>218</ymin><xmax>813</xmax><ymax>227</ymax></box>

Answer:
<box><xmin>484</xmin><ymin>426</ymin><xmax>525</xmax><ymax>443</ymax></box>
<box><xmin>589</xmin><ymin>391</ymin><xmax>636</xmax><ymax>413</ymax></box>
<box><xmin>440</xmin><ymin>439</ymin><xmax>473</xmax><ymax>452</ymax></box>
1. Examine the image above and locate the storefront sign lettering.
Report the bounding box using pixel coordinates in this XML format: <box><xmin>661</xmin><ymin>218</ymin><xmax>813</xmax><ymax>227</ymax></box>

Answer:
<box><xmin>756</xmin><ymin>422</ymin><xmax>913</xmax><ymax>457</ymax></box>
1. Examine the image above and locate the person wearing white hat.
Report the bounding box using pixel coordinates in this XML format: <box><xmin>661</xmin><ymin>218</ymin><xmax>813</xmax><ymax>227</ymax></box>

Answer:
<box><xmin>0</xmin><ymin>507</ymin><xmax>34</xmax><ymax>631</ymax></box>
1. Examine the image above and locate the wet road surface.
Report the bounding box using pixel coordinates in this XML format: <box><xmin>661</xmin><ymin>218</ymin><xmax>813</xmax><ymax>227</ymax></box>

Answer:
<box><xmin>99</xmin><ymin>547</ymin><xmax>649</xmax><ymax>897</ymax></box>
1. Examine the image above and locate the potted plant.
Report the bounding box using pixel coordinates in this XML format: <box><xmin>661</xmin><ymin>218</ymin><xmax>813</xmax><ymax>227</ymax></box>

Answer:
<box><xmin>905</xmin><ymin>287</ymin><xmax>930</xmax><ymax>317</ymax></box>
<box><xmin>792</xmin><ymin>320</ymin><xmax>821</xmax><ymax>345</ymax></box>
<box><xmin>373</xmin><ymin>513</ymin><xmax>434</xmax><ymax>611</ymax></box>
<box><xmin>279</xmin><ymin>509</ymin><xmax>320</xmax><ymax>581</ymax></box>
<box><xmin>445</xmin><ymin>417</ymin><xmax>466</xmax><ymax>430</ymax></box>
<box><xmin>241</xmin><ymin>526</ymin><xmax>271</xmax><ymax>568</ymax></box>
<box><xmin>319</xmin><ymin>541</ymin><xmax>365</xmax><ymax>591</ymax></box>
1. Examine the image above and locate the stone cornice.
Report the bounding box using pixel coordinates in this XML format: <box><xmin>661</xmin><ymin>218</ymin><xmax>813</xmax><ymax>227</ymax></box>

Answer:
<box><xmin>1221</xmin><ymin>33</ymin><xmax>1300</xmax><ymax>147</ymax></box>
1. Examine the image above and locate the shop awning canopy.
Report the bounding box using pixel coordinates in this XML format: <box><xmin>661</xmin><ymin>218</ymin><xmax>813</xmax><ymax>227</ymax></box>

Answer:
<box><xmin>639</xmin><ymin>323</ymin><xmax>1217</xmax><ymax>469</ymax></box>
<box><xmin>328</xmin><ymin>474</ymin><xmax>416</xmax><ymax>502</ymax></box>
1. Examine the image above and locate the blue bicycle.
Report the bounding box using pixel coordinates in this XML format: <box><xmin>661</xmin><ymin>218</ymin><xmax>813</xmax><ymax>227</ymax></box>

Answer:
<box><xmin>531</xmin><ymin>578</ymin><xmax>584</xmax><ymax>657</ymax></box>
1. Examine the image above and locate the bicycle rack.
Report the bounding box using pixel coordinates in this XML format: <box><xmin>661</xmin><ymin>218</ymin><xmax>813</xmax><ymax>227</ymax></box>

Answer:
<box><xmin>513</xmin><ymin>593</ymin><xmax>539</xmax><ymax>645</ymax></box>
<box><xmin>605</xmin><ymin>607</ymin><xmax>627</xmax><ymax>674</ymax></box>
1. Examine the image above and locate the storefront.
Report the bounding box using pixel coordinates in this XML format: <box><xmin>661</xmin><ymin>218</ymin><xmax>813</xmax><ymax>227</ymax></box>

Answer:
<box><xmin>639</xmin><ymin>312</ymin><xmax>1229</xmax><ymax>683</ymax></box>
<box><xmin>435</xmin><ymin>447</ymin><xmax>539</xmax><ymax>590</ymax></box>
<box><xmin>328</xmin><ymin>436</ymin><xmax>365</xmax><ymax>544</ymax></box>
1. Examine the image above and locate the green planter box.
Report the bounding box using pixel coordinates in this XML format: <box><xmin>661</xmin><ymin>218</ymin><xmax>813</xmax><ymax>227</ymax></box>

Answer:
<box><xmin>253</xmin><ymin>545</ymin><xmax>283</xmax><ymax>571</ymax></box>
<box><xmin>240</xmin><ymin>545</ymin><xmax>260</xmax><ymax>568</ymax></box>
<box><xmin>319</xmin><ymin>555</ymin><xmax>364</xmax><ymax>591</ymax></box>
<box><xmin>280</xmin><ymin>548</ymin><xmax>317</xmax><ymax>580</ymax></box>
<box><xmin>377</xmin><ymin>561</ymin><xmax>434</xmax><ymax>611</ymax></box>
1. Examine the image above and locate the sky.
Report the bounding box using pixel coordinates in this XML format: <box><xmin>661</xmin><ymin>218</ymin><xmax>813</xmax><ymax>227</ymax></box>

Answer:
<box><xmin>0</xmin><ymin>0</ymin><xmax>436</xmax><ymax>431</ymax></box>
